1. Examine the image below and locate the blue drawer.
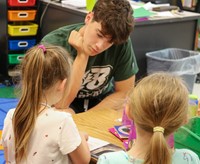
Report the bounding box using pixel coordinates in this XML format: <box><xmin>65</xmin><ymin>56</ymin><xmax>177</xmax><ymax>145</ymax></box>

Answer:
<box><xmin>8</xmin><ymin>39</ymin><xmax>36</xmax><ymax>50</ymax></box>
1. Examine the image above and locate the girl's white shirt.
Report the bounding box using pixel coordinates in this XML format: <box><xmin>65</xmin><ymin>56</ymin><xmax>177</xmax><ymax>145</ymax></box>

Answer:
<box><xmin>2</xmin><ymin>107</ymin><xmax>81</xmax><ymax>164</ymax></box>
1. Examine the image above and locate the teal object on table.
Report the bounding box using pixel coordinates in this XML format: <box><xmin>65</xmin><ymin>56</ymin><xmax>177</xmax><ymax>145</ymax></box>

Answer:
<box><xmin>133</xmin><ymin>7</ymin><xmax>155</xmax><ymax>18</ymax></box>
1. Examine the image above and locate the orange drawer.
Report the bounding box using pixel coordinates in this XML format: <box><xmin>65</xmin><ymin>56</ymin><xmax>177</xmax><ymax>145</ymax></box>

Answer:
<box><xmin>8</xmin><ymin>10</ymin><xmax>36</xmax><ymax>21</ymax></box>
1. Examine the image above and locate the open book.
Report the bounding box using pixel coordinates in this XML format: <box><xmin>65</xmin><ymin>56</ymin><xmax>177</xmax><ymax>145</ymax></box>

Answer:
<box><xmin>87</xmin><ymin>136</ymin><xmax>123</xmax><ymax>160</ymax></box>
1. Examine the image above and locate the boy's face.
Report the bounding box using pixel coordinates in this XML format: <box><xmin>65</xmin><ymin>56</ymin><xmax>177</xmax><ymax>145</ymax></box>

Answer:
<box><xmin>82</xmin><ymin>12</ymin><xmax>113</xmax><ymax>56</ymax></box>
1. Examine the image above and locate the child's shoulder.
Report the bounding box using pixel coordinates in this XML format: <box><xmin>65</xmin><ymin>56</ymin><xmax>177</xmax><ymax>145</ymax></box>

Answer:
<box><xmin>43</xmin><ymin>108</ymin><xmax>72</xmax><ymax>119</ymax></box>
<box><xmin>97</xmin><ymin>151</ymin><xmax>142</xmax><ymax>164</ymax></box>
<box><xmin>37</xmin><ymin>108</ymin><xmax>75</xmax><ymax>130</ymax></box>
<box><xmin>5</xmin><ymin>108</ymin><xmax>15</xmax><ymax>120</ymax></box>
<box><xmin>173</xmin><ymin>149</ymin><xmax>200</xmax><ymax>163</ymax></box>
<box><xmin>97</xmin><ymin>151</ymin><xmax>126</xmax><ymax>163</ymax></box>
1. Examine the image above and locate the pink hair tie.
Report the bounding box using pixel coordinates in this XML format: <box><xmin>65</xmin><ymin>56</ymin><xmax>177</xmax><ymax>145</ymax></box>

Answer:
<box><xmin>38</xmin><ymin>45</ymin><xmax>46</xmax><ymax>53</ymax></box>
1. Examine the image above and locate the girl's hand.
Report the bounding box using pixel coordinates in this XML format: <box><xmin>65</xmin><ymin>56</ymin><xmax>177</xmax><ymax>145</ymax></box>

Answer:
<box><xmin>80</xmin><ymin>131</ymin><xmax>89</xmax><ymax>141</ymax></box>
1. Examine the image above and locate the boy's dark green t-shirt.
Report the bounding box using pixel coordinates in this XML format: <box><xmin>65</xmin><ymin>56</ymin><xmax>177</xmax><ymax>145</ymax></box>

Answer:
<box><xmin>41</xmin><ymin>23</ymin><xmax>138</xmax><ymax>99</ymax></box>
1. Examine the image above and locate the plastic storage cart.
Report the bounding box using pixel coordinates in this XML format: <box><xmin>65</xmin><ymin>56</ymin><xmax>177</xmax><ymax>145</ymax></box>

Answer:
<box><xmin>146</xmin><ymin>48</ymin><xmax>200</xmax><ymax>93</ymax></box>
<box><xmin>174</xmin><ymin>117</ymin><xmax>200</xmax><ymax>158</ymax></box>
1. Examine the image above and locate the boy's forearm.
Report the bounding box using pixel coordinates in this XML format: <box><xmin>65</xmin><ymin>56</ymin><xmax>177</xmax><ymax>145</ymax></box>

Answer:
<box><xmin>60</xmin><ymin>53</ymin><xmax>89</xmax><ymax>108</ymax></box>
<box><xmin>89</xmin><ymin>76</ymin><xmax>136</xmax><ymax>111</ymax></box>
<box><xmin>89</xmin><ymin>91</ymin><xmax>127</xmax><ymax>111</ymax></box>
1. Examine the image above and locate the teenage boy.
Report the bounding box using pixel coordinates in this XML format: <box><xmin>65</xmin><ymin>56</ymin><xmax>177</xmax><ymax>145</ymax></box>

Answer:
<box><xmin>41</xmin><ymin>0</ymin><xmax>138</xmax><ymax>113</ymax></box>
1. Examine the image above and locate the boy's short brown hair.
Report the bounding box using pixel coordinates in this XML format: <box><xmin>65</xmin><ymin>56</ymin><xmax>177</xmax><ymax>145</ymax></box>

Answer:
<box><xmin>92</xmin><ymin>0</ymin><xmax>134</xmax><ymax>44</ymax></box>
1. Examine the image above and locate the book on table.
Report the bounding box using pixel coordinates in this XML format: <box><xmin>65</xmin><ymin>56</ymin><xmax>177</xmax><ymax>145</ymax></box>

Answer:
<box><xmin>87</xmin><ymin>136</ymin><xmax>123</xmax><ymax>160</ymax></box>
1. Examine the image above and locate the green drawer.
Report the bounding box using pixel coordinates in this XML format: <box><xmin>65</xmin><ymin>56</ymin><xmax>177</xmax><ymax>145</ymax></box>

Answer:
<box><xmin>8</xmin><ymin>54</ymin><xmax>24</xmax><ymax>64</ymax></box>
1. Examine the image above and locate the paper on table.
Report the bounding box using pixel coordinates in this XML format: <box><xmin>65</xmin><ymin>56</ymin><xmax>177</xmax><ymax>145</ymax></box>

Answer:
<box><xmin>153</xmin><ymin>11</ymin><xmax>174</xmax><ymax>17</ymax></box>
<box><xmin>133</xmin><ymin>7</ymin><xmax>155</xmax><ymax>18</ymax></box>
<box><xmin>87</xmin><ymin>136</ymin><xmax>109</xmax><ymax>151</ymax></box>
<box><xmin>143</xmin><ymin>2</ymin><xmax>170</xmax><ymax>10</ymax></box>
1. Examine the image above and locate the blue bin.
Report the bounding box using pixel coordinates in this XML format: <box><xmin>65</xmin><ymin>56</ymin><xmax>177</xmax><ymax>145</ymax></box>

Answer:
<box><xmin>8</xmin><ymin>39</ymin><xmax>36</xmax><ymax>50</ymax></box>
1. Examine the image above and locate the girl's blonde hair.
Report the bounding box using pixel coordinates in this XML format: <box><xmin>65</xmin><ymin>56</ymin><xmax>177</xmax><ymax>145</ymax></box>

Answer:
<box><xmin>127</xmin><ymin>72</ymin><xmax>189</xmax><ymax>164</ymax></box>
<box><xmin>13</xmin><ymin>44</ymin><xmax>72</xmax><ymax>162</ymax></box>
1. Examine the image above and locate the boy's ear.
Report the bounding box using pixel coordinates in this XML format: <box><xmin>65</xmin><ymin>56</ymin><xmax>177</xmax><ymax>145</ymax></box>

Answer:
<box><xmin>85</xmin><ymin>12</ymin><xmax>94</xmax><ymax>24</ymax></box>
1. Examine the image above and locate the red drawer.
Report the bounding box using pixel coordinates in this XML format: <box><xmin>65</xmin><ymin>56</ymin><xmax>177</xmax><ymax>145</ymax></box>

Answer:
<box><xmin>8</xmin><ymin>0</ymin><xmax>36</xmax><ymax>7</ymax></box>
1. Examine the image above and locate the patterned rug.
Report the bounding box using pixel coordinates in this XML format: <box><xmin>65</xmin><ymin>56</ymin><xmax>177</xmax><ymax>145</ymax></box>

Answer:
<box><xmin>0</xmin><ymin>96</ymin><xmax>18</xmax><ymax>163</ymax></box>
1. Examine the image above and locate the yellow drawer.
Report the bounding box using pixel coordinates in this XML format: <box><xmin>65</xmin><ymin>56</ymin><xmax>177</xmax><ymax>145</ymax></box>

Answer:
<box><xmin>8</xmin><ymin>10</ymin><xmax>36</xmax><ymax>21</ymax></box>
<box><xmin>8</xmin><ymin>22</ymin><xmax>38</xmax><ymax>36</ymax></box>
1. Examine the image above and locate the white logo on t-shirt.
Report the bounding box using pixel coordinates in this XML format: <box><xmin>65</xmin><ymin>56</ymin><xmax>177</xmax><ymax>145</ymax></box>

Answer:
<box><xmin>78</xmin><ymin>66</ymin><xmax>112</xmax><ymax>98</ymax></box>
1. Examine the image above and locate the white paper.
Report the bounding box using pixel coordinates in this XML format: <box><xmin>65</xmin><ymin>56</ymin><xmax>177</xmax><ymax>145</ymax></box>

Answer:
<box><xmin>61</xmin><ymin>0</ymin><xmax>86</xmax><ymax>8</ymax></box>
<box><xmin>143</xmin><ymin>2</ymin><xmax>170</xmax><ymax>10</ymax></box>
<box><xmin>154</xmin><ymin>11</ymin><xmax>174</xmax><ymax>17</ymax></box>
<box><xmin>87</xmin><ymin>136</ymin><xmax>109</xmax><ymax>151</ymax></box>
<box><xmin>129</xmin><ymin>1</ymin><xmax>170</xmax><ymax>10</ymax></box>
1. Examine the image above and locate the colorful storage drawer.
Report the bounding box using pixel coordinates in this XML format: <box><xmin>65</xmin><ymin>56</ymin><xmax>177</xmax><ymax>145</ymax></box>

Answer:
<box><xmin>8</xmin><ymin>10</ymin><xmax>36</xmax><ymax>21</ymax></box>
<box><xmin>8</xmin><ymin>22</ymin><xmax>38</xmax><ymax>36</ymax></box>
<box><xmin>8</xmin><ymin>0</ymin><xmax>36</xmax><ymax>7</ymax></box>
<box><xmin>8</xmin><ymin>54</ymin><xmax>24</xmax><ymax>64</ymax></box>
<box><xmin>8</xmin><ymin>39</ymin><xmax>36</xmax><ymax>50</ymax></box>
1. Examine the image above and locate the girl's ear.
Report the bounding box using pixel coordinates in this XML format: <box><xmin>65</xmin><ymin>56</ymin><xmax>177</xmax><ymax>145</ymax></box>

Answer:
<box><xmin>85</xmin><ymin>12</ymin><xmax>94</xmax><ymax>24</ymax></box>
<box><xmin>57</xmin><ymin>79</ymin><xmax>67</xmax><ymax>92</ymax></box>
<box><xmin>125</xmin><ymin>104</ymin><xmax>133</xmax><ymax>120</ymax></box>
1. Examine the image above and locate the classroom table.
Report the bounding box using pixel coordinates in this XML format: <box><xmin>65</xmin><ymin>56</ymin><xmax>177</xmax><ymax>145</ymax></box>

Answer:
<box><xmin>72</xmin><ymin>108</ymin><xmax>124</xmax><ymax>147</ymax></box>
<box><xmin>73</xmin><ymin>108</ymin><xmax>125</xmax><ymax>163</ymax></box>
